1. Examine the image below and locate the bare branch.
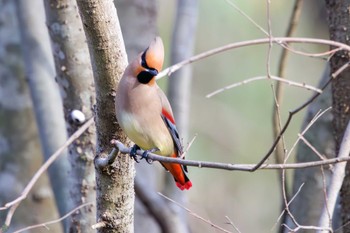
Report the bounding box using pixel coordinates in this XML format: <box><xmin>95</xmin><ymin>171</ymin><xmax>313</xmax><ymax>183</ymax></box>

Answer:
<box><xmin>12</xmin><ymin>202</ymin><xmax>94</xmax><ymax>233</ymax></box>
<box><xmin>225</xmin><ymin>216</ymin><xmax>241</xmax><ymax>233</ymax></box>
<box><xmin>206</xmin><ymin>75</ymin><xmax>322</xmax><ymax>98</ymax></box>
<box><xmin>157</xmin><ymin>37</ymin><xmax>350</xmax><ymax>79</ymax></box>
<box><xmin>181</xmin><ymin>133</ymin><xmax>198</xmax><ymax>159</ymax></box>
<box><xmin>0</xmin><ymin>118</ymin><xmax>94</xmax><ymax>229</ymax></box>
<box><xmin>224</xmin><ymin>0</ymin><xmax>268</xmax><ymax>35</ymax></box>
<box><xmin>94</xmin><ymin>145</ymin><xmax>119</xmax><ymax>169</ymax></box>
<box><xmin>113</xmin><ymin>140</ymin><xmax>350</xmax><ymax>171</ymax></box>
<box><xmin>252</xmin><ymin>62</ymin><xmax>349</xmax><ymax>171</ymax></box>
<box><xmin>273</xmin><ymin>4</ymin><xmax>303</xmax><ymax>228</ymax></box>
<box><xmin>272</xmin><ymin>183</ymin><xmax>305</xmax><ymax>231</ymax></box>
<box><xmin>158</xmin><ymin>193</ymin><xmax>232</xmax><ymax>233</ymax></box>
<box><xmin>286</xmin><ymin>107</ymin><xmax>332</xmax><ymax>162</ymax></box>
<box><xmin>266</xmin><ymin>0</ymin><xmax>273</xmax><ymax>79</ymax></box>
<box><xmin>298</xmin><ymin>134</ymin><xmax>328</xmax><ymax>161</ymax></box>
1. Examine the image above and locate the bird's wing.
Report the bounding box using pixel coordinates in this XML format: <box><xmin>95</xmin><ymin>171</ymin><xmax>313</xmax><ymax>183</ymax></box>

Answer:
<box><xmin>157</xmin><ymin>87</ymin><xmax>184</xmax><ymax>157</ymax></box>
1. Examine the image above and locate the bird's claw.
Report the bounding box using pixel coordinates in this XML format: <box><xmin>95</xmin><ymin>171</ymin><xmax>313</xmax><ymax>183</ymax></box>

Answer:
<box><xmin>140</xmin><ymin>148</ymin><xmax>158</xmax><ymax>164</ymax></box>
<box><xmin>130</xmin><ymin>145</ymin><xmax>140</xmax><ymax>163</ymax></box>
<box><xmin>141</xmin><ymin>151</ymin><xmax>153</xmax><ymax>164</ymax></box>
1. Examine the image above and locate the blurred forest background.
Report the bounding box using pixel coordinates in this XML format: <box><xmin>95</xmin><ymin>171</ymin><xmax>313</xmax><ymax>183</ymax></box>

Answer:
<box><xmin>0</xmin><ymin>0</ymin><xmax>341</xmax><ymax>232</ymax></box>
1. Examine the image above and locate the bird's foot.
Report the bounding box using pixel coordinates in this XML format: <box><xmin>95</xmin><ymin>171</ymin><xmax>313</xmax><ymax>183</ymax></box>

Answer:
<box><xmin>141</xmin><ymin>148</ymin><xmax>159</xmax><ymax>164</ymax></box>
<box><xmin>130</xmin><ymin>145</ymin><xmax>140</xmax><ymax>163</ymax></box>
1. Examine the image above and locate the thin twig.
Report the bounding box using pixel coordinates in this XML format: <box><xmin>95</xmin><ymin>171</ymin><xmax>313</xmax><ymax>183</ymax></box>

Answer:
<box><xmin>181</xmin><ymin>133</ymin><xmax>198</xmax><ymax>159</ymax></box>
<box><xmin>157</xmin><ymin>37</ymin><xmax>350</xmax><ymax>79</ymax></box>
<box><xmin>224</xmin><ymin>0</ymin><xmax>268</xmax><ymax>36</ymax></box>
<box><xmin>206</xmin><ymin>75</ymin><xmax>322</xmax><ymax>98</ymax></box>
<box><xmin>12</xmin><ymin>202</ymin><xmax>93</xmax><ymax>233</ymax></box>
<box><xmin>283</xmin><ymin>44</ymin><xmax>340</xmax><ymax>58</ymax></box>
<box><xmin>320</xmin><ymin>165</ymin><xmax>332</xmax><ymax>229</ymax></box>
<box><xmin>266</xmin><ymin>0</ymin><xmax>273</xmax><ymax>79</ymax></box>
<box><xmin>158</xmin><ymin>193</ymin><xmax>232</xmax><ymax>233</ymax></box>
<box><xmin>272</xmin><ymin>183</ymin><xmax>305</xmax><ymax>231</ymax></box>
<box><xmin>298</xmin><ymin>134</ymin><xmax>328</xmax><ymax>161</ymax></box>
<box><xmin>252</xmin><ymin>62</ymin><xmax>349</xmax><ymax>171</ymax></box>
<box><xmin>286</xmin><ymin>107</ymin><xmax>332</xmax><ymax>162</ymax></box>
<box><xmin>225</xmin><ymin>216</ymin><xmax>241</xmax><ymax>233</ymax></box>
<box><xmin>272</xmin><ymin>82</ymin><xmax>289</xmax><ymax>233</ymax></box>
<box><xmin>0</xmin><ymin>118</ymin><xmax>94</xmax><ymax>229</ymax></box>
<box><xmin>273</xmin><ymin>4</ymin><xmax>303</xmax><ymax>227</ymax></box>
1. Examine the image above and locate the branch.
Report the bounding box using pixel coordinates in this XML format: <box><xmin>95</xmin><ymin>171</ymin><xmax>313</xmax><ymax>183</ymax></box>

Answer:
<box><xmin>206</xmin><ymin>75</ymin><xmax>322</xmax><ymax>98</ymax></box>
<box><xmin>0</xmin><ymin>118</ymin><xmax>94</xmax><ymax>229</ymax></box>
<box><xmin>273</xmin><ymin>4</ymin><xmax>303</xmax><ymax>228</ymax></box>
<box><xmin>112</xmin><ymin>140</ymin><xmax>350</xmax><ymax>171</ymax></box>
<box><xmin>251</xmin><ymin>62</ymin><xmax>350</xmax><ymax>171</ymax></box>
<box><xmin>12</xmin><ymin>202</ymin><xmax>94</xmax><ymax>233</ymax></box>
<box><xmin>157</xmin><ymin>37</ymin><xmax>350</xmax><ymax>79</ymax></box>
<box><xmin>318</xmin><ymin>120</ymin><xmax>350</xmax><ymax>231</ymax></box>
<box><xmin>158</xmin><ymin>193</ymin><xmax>232</xmax><ymax>233</ymax></box>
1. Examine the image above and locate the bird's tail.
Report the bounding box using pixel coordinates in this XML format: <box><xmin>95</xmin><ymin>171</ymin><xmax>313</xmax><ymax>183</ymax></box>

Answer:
<box><xmin>161</xmin><ymin>159</ymin><xmax>192</xmax><ymax>190</ymax></box>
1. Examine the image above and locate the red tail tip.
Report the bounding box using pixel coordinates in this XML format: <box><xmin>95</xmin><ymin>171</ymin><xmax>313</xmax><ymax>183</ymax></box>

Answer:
<box><xmin>176</xmin><ymin>181</ymin><xmax>192</xmax><ymax>190</ymax></box>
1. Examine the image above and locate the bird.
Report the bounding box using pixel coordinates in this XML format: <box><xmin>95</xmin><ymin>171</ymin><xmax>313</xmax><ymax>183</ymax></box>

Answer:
<box><xmin>115</xmin><ymin>37</ymin><xmax>192</xmax><ymax>190</ymax></box>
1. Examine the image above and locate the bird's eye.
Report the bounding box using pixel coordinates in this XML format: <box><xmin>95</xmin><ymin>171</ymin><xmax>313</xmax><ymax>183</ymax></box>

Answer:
<box><xmin>137</xmin><ymin>71</ymin><xmax>154</xmax><ymax>84</ymax></box>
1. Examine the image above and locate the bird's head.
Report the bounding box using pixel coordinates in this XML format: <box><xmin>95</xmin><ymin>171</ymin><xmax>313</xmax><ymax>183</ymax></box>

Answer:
<box><xmin>135</xmin><ymin>37</ymin><xmax>164</xmax><ymax>85</ymax></box>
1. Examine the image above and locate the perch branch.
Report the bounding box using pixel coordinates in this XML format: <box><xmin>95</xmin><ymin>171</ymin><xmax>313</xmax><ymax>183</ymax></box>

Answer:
<box><xmin>112</xmin><ymin>140</ymin><xmax>350</xmax><ymax>171</ymax></box>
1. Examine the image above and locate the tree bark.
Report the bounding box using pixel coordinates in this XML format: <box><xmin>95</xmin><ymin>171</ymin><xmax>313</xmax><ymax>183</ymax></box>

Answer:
<box><xmin>0</xmin><ymin>1</ymin><xmax>61</xmax><ymax>232</ymax></box>
<box><xmin>14</xmin><ymin>0</ymin><xmax>73</xmax><ymax>230</ymax></box>
<box><xmin>325</xmin><ymin>0</ymin><xmax>350</xmax><ymax>231</ymax></box>
<box><xmin>76</xmin><ymin>0</ymin><xmax>134</xmax><ymax>232</ymax></box>
<box><xmin>43</xmin><ymin>0</ymin><xmax>97</xmax><ymax>231</ymax></box>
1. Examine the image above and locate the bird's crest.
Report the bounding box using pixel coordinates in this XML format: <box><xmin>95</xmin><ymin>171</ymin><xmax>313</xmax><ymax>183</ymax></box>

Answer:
<box><xmin>142</xmin><ymin>37</ymin><xmax>164</xmax><ymax>73</ymax></box>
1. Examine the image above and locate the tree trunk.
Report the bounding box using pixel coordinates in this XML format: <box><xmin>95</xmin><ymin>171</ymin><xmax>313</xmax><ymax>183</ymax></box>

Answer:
<box><xmin>14</xmin><ymin>0</ymin><xmax>73</xmax><ymax>230</ymax></box>
<box><xmin>325</xmin><ymin>0</ymin><xmax>350</xmax><ymax>231</ymax></box>
<box><xmin>76</xmin><ymin>0</ymin><xmax>134</xmax><ymax>232</ymax></box>
<box><xmin>43</xmin><ymin>0</ymin><xmax>97</xmax><ymax>231</ymax></box>
<box><xmin>0</xmin><ymin>1</ymin><xmax>61</xmax><ymax>232</ymax></box>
